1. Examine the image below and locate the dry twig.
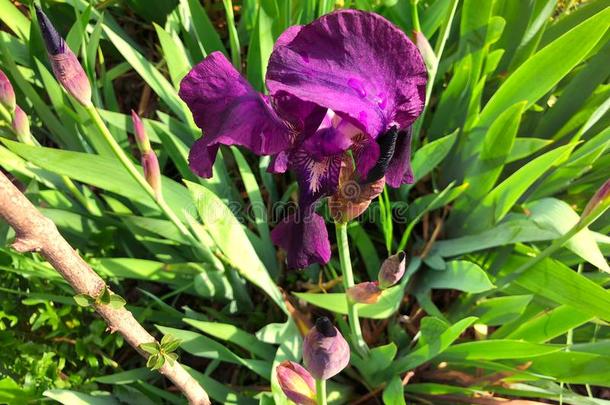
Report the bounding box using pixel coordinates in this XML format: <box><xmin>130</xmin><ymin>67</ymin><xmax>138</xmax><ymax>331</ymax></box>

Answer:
<box><xmin>0</xmin><ymin>172</ymin><xmax>210</xmax><ymax>405</ymax></box>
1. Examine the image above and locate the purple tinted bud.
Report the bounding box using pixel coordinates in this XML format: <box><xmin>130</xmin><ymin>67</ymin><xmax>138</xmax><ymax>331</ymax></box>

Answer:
<box><xmin>35</xmin><ymin>6</ymin><xmax>64</xmax><ymax>55</ymax></box>
<box><xmin>0</xmin><ymin>69</ymin><xmax>16</xmax><ymax>114</ymax></box>
<box><xmin>141</xmin><ymin>152</ymin><xmax>162</xmax><ymax>200</ymax></box>
<box><xmin>12</xmin><ymin>105</ymin><xmax>32</xmax><ymax>144</ymax></box>
<box><xmin>276</xmin><ymin>361</ymin><xmax>317</xmax><ymax>405</ymax></box>
<box><xmin>131</xmin><ymin>110</ymin><xmax>152</xmax><ymax>154</ymax></box>
<box><xmin>36</xmin><ymin>7</ymin><xmax>91</xmax><ymax>106</ymax></box>
<box><xmin>347</xmin><ymin>281</ymin><xmax>382</xmax><ymax>304</ymax></box>
<box><xmin>413</xmin><ymin>30</ymin><xmax>437</xmax><ymax>71</ymax></box>
<box><xmin>581</xmin><ymin>179</ymin><xmax>610</xmax><ymax>222</ymax></box>
<box><xmin>303</xmin><ymin>317</ymin><xmax>350</xmax><ymax>380</ymax></box>
<box><xmin>378</xmin><ymin>251</ymin><xmax>406</xmax><ymax>289</ymax></box>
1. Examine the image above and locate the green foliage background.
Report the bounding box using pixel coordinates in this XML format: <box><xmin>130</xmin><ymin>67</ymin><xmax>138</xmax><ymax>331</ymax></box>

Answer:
<box><xmin>0</xmin><ymin>0</ymin><xmax>609</xmax><ymax>403</ymax></box>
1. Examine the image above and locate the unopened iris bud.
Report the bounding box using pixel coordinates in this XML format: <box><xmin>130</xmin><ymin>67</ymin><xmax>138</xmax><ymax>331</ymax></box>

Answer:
<box><xmin>413</xmin><ymin>30</ymin><xmax>437</xmax><ymax>72</ymax></box>
<box><xmin>131</xmin><ymin>110</ymin><xmax>151</xmax><ymax>154</ymax></box>
<box><xmin>303</xmin><ymin>317</ymin><xmax>350</xmax><ymax>380</ymax></box>
<box><xmin>36</xmin><ymin>7</ymin><xmax>92</xmax><ymax>107</ymax></box>
<box><xmin>276</xmin><ymin>361</ymin><xmax>317</xmax><ymax>405</ymax></box>
<box><xmin>130</xmin><ymin>111</ymin><xmax>162</xmax><ymax>199</ymax></box>
<box><xmin>378</xmin><ymin>251</ymin><xmax>406</xmax><ymax>289</ymax></box>
<box><xmin>581</xmin><ymin>179</ymin><xmax>610</xmax><ymax>223</ymax></box>
<box><xmin>0</xmin><ymin>69</ymin><xmax>15</xmax><ymax>114</ymax></box>
<box><xmin>12</xmin><ymin>105</ymin><xmax>33</xmax><ymax>145</ymax></box>
<box><xmin>347</xmin><ymin>281</ymin><xmax>382</xmax><ymax>304</ymax></box>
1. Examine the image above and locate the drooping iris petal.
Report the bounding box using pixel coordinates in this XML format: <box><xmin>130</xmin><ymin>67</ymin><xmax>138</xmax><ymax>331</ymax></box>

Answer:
<box><xmin>271</xmin><ymin>210</ymin><xmax>331</xmax><ymax>269</ymax></box>
<box><xmin>267</xmin><ymin>10</ymin><xmax>427</xmax><ymax>139</ymax></box>
<box><xmin>385</xmin><ymin>127</ymin><xmax>414</xmax><ymax>187</ymax></box>
<box><xmin>179</xmin><ymin>52</ymin><xmax>291</xmax><ymax>177</ymax></box>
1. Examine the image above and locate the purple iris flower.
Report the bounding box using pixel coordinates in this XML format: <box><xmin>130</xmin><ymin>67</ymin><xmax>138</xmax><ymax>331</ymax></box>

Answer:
<box><xmin>180</xmin><ymin>10</ymin><xmax>427</xmax><ymax>269</ymax></box>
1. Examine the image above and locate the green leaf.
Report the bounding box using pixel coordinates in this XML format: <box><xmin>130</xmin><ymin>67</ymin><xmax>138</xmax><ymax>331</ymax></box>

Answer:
<box><xmin>148</xmin><ymin>353</ymin><xmax>165</xmax><ymax>370</ymax></box>
<box><xmin>246</xmin><ymin>1</ymin><xmax>276</xmax><ymax>91</ymax></box>
<box><xmin>98</xmin><ymin>287</ymin><xmax>111</xmax><ymax>305</ymax></box>
<box><xmin>436</xmin><ymin>218</ymin><xmax>557</xmax><ymax>257</ymax></box>
<box><xmin>462</xmin><ymin>143</ymin><xmax>574</xmax><ymax>233</ymax></box>
<box><xmin>165</xmin><ymin>352</ymin><xmax>178</xmax><ymax>365</ymax></box>
<box><xmin>528</xmin><ymin>351</ymin><xmax>610</xmax><ymax>387</ymax></box>
<box><xmin>503</xmin><ymin>254</ymin><xmax>610</xmax><ymax>321</ymax></box>
<box><xmin>156</xmin><ymin>325</ymin><xmax>272</xmax><ymax>379</ymax></box>
<box><xmin>411</xmin><ymin>130</ymin><xmax>458</xmax><ymax>183</ymax></box>
<box><xmin>382</xmin><ymin>376</ymin><xmax>406</xmax><ymax>405</ymax></box>
<box><xmin>153</xmin><ymin>23</ymin><xmax>191</xmax><ymax>89</ymax></box>
<box><xmin>472</xmin><ymin>295</ymin><xmax>533</xmax><ymax>325</ymax></box>
<box><xmin>160</xmin><ymin>334</ymin><xmax>181</xmax><ymax>353</ymax></box>
<box><xmin>527</xmin><ymin>198</ymin><xmax>609</xmax><ymax>272</ymax></box>
<box><xmin>140</xmin><ymin>342</ymin><xmax>160</xmax><ymax>355</ymax></box>
<box><xmin>507</xmin><ymin>138</ymin><xmax>553</xmax><ymax>163</ymax></box>
<box><xmin>108</xmin><ymin>294</ymin><xmax>126</xmax><ymax>309</ymax></box>
<box><xmin>184</xmin><ymin>318</ymin><xmax>275</xmax><ymax>361</ymax></box>
<box><xmin>1</xmin><ymin>140</ymin><xmax>193</xmax><ymax>222</ymax></box>
<box><xmin>43</xmin><ymin>390</ymin><xmax>118</xmax><ymax>405</ymax></box>
<box><xmin>420</xmin><ymin>261</ymin><xmax>494</xmax><ymax>293</ymax></box>
<box><xmin>73</xmin><ymin>294</ymin><xmax>93</xmax><ymax>307</ymax></box>
<box><xmin>440</xmin><ymin>340</ymin><xmax>563</xmax><ymax>361</ymax></box>
<box><xmin>461</xmin><ymin>101</ymin><xmax>527</xmax><ymax>202</ymax></box>
<box><xmin>101</xmin><ymin>24</ymin><xmax>186</xmax><ymax>120</ymax></box>
<box><xmin>184</xmin><ymin>0</ymin><xmax>227</xmax><ymax>56</ymax></box>
<box><xmin>390</xmin><ymin>317</ymin><xmax>477</xmax><ymax>374</ymax></box>
<box><xmin>294</xmin><ymin>285</ymin><xmax>403</xmax><ymax>319</ymax></box>
<box><xmin>477</xmin><ymin>6</ymin><xmax>610</xmax><ymax>128</ymax></box>
<box><xmin>185</xmin><ymin>181</ymin><xmax>286</xmax><ymax>312</ymax></box>
<box><xmin>502</xmin><ymin>305</ymin><xmax>592</xmax><ymax>342</ymax></box>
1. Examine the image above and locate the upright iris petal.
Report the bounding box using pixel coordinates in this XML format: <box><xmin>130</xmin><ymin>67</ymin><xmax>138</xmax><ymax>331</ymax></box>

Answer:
<box><xmin>179</xmin><ymin>52</ymin><xmax>292</xmax><ymax>177</ymax></box>
<box><xmin>266</xmin><ymin>10</ymin><xmax>427</xmax><ymax>140</ymax></box>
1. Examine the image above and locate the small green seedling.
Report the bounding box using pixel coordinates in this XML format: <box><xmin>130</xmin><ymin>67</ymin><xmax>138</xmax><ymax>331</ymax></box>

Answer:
<box><xmin>139</xmin><ymin>334</ymin><xmax>181</xmax><ymax>370</ymax></box>
<box><xmin>73</xmin><ymin>286</ymin><xmax>127</xmax><ymax>309</ymax></box>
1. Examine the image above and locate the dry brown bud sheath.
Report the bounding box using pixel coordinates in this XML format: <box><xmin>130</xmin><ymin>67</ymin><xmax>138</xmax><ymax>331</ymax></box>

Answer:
<box><xmin>0</xmin><ymin>171</ymin><xmax>210</xmax><ymax>405</ymax></box>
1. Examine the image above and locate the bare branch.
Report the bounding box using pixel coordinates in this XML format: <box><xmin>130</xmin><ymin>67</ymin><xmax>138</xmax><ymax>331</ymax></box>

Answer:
<box><xmin>0</xmin><ymin>172</ymin><xmax>210</xmax><ymax>405</ymax></box>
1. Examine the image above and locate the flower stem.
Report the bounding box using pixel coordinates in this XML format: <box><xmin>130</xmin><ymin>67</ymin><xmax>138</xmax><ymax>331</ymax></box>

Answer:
<box><xmin>84</xmin><ymin>105</ymin><xmax>213</xmax><ymax>261</ymax></box>
<box><xmin>334</xmin><ymin>222</ymin><xmax>368</xmax><ymax>356</ymax></box>
<box><xmin>315</xmin><ymin>379</ymin><xmax>327</xmax><ymax>405</ymax></box>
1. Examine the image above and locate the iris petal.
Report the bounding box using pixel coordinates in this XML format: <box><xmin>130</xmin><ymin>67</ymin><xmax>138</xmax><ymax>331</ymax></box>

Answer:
<box><xmin>271</xmin><ymin>211</ymin><xmax>331</xmax><ymax>269</ymax></box>
<box><xmin>179</xmin><ymin>52</ymin><xmax>291</xmax><ymax>177</ymax></box>
<box><xmin>385</xmin><ymin>127</ymin><xmax>414</xmax><ymax>187</ymax></box>
<box><xmin>266</xmin><ymin>10</ymin><xmax>427</xmax><ymax>138</ymax></box>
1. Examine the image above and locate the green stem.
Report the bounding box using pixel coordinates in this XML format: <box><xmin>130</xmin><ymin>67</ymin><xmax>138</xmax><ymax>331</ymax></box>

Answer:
<box><xmin>315</xmin><ymin>379</ymin><xmax>327</xmax><ymax>405</ymax></box>
<box><xmin>334</xmin><ymin>222</ymin><xmax>368</xmax><ymax>356</ymax></box>
<box><xmin>494</xmin><ymin>219</ymin><xmax>590</xmax><ymax>288</ymax></box>
<box><xmin>84</xmin><ymin>105</ymin><xmax>200</xmax><ymax>248</ymax></box>
<box><xmin>410</xmin><ymin>0</ymin><xmax>421</xmax><ymax>33</ymax></box>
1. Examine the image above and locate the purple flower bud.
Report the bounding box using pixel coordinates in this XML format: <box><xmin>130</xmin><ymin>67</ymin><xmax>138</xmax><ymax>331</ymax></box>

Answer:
<box><xmin>142</xmin><ymin>152</ymin><xmax>162</xmax><ymax>200</ymax></box>
<box><xmin>413</xmin><ymin>30</ymin><xmax>437</xmax><ymax>72</ymax></box>
<box><xmin>581</xmin><ymin>179</ymin><xmax>610</xmax><ymax>222</ymax></box>
<box><xmin>12</xmin><ymin>105</ymin><xmax>32</xmax><ymax>144</ymax></box>
<box><xmin>276</xmin><ymin>361</ymin><xmax>317</xmax><ymax>405</ymax></box>
<box><xmin>303</xmin><ymin>317</ymin><xmax>350</xmax><ymax>380</ymax></box>
<box><xmin>36</xmin><ymin>6</ymin><xmax>92</xmax><ymax>107</ymax></box>
<box><xmin>347</xmin><ymin>281</ymin><xmax>382</xmax><ymax>304</ymax></box>
<box><xmin>0</xmin><ymin>69</ymin><xmax>16</xmax><ymax>114</ymax></box>
<box><xmin>131</xmin><ymin>110</ymin><xmax>152</xmax><ymax>154</ymax></box>
<box><xmin>378</xmin><ymin>251</ymin><xmax>406</xmax><ymax>289</ymax></box>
